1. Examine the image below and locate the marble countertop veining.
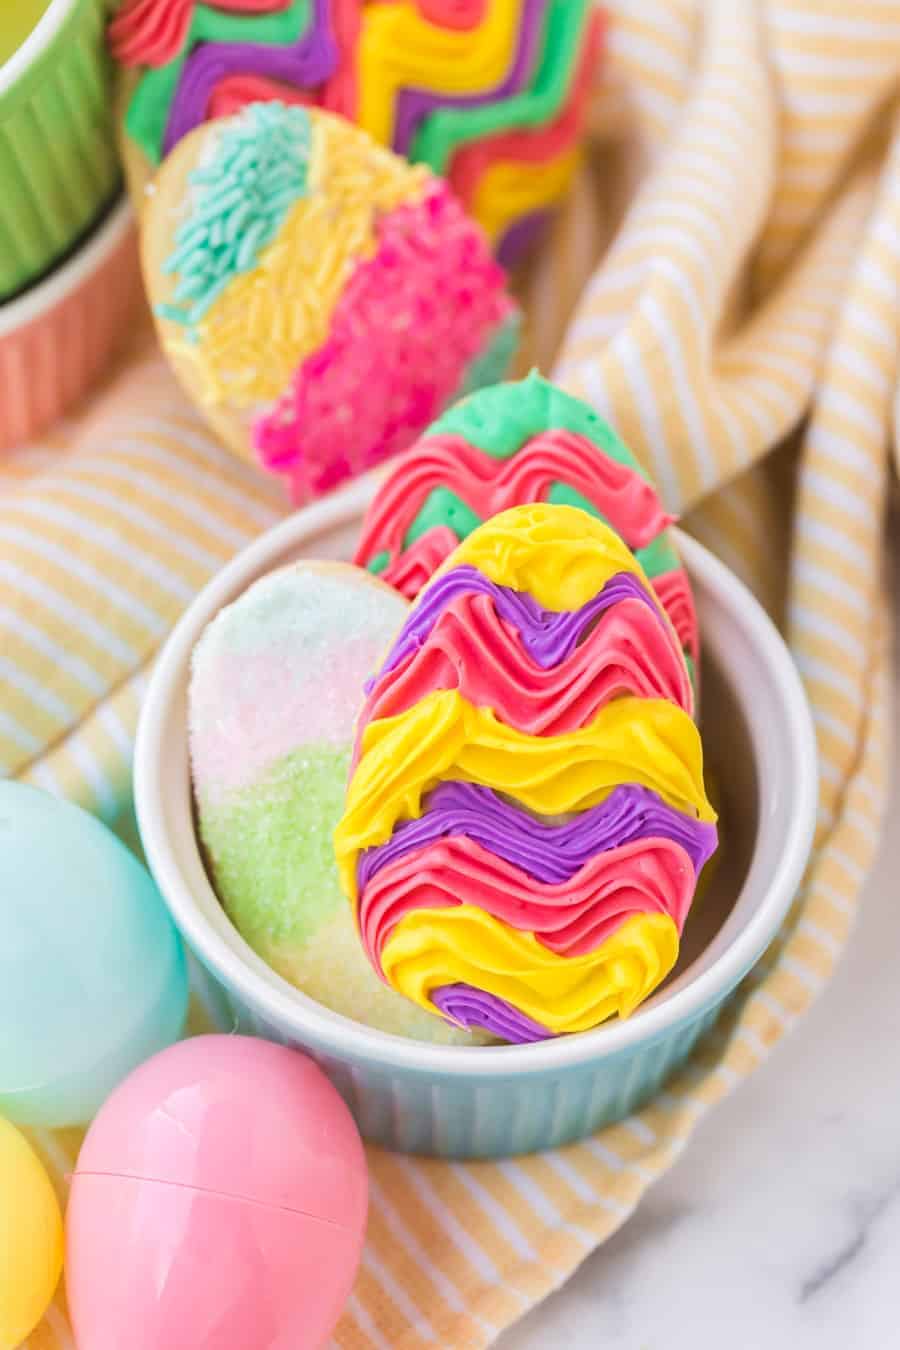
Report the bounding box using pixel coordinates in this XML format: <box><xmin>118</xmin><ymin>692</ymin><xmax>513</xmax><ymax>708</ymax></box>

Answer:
<box><xmin>499</xmin><ymin>686</ymin><xmax>900</xmax><ymax>1349</ymax></box>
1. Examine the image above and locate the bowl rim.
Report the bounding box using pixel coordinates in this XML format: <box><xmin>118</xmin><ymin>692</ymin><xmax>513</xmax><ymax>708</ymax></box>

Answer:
<box><xmin>135</xmin><ymin>477</ymin><xmax>818</xmax><ymax>1078</ymax></box>
<box><xmin>0</xmin><ymin>197</ymin><xmax>133</xmax><ymax>338</ymax></box>
<box><xmin>0</xmin><ymin>0</ymin><xmax>80</xmax><ymax>102</ymax></box>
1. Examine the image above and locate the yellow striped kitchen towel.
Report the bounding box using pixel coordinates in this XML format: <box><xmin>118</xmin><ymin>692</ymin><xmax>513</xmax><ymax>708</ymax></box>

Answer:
<box><xmin>4</xmin><ymin>1</ymin><xmax>897</xmax><ymax>1345</ymax></box>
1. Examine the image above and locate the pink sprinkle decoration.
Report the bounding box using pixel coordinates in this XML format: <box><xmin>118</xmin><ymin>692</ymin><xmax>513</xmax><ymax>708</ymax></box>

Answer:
<box><xmin>251</xmin><ymin>181</ymin><xmax>516</xmax><ymax>505</ymax></box>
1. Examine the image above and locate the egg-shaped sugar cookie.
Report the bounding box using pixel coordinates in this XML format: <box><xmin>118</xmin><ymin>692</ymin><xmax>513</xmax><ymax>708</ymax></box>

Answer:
<box><xmin>190</xmin><ymin>560</ymin><xmax>493</xmax><ymax>1044</ymax></box>
<box><xmin>143</xmin><ymin>102</ymin><xmax>519</xmax><ymax>502</ymax></box>
<box><xmin>355</xmin><ymin>371</ymin><xmax>699</xmax><ymax>679</ymax></box>
<box><xmin>336</xmin><ymin>504</ymin><xmax>718</xmax><ymax>1043</ymax></box>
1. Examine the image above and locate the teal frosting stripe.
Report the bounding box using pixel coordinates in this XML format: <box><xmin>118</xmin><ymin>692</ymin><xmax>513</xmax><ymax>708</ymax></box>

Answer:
<box><xmin>155</xmin><ymin>102</ymin><xmax>312</xmax><ymax>334</ymax></box>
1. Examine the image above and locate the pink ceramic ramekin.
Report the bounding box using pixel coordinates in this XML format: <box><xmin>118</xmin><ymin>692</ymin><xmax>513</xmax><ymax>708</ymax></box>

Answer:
<box><xmin>0</xmin><ymin>197</ymin><xmax>141</xmax><ymax>450</ymax></box>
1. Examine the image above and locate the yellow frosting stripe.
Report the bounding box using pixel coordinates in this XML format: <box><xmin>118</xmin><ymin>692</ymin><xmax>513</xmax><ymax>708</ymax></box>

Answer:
<box><xmin>430</xmin><ymin>502</ymin><xmax>652</xmax><ymax>611</ymax></box>
<box><xmin>335</xmin><ymin>689</ymin><xmax>716</xmax><ymax>898</ymax></box>
<box><xmin>381</xmin><ymin>907</ymin><xmax>679</xmax><ymax>1033</ymax></box>
<box><xmin>357</xmin><ymin>0</ymin><xmax>529</xmax><ymax>148</ymax></box>
<box><xmin>472</xmin><ymin>147</ymin><xmax>582</xmax><ymax>245</ymax></box>
<box><xmin>173</xmin><ymin>112</ymin><xmax>429</xmax><ymax>408</ymax></box>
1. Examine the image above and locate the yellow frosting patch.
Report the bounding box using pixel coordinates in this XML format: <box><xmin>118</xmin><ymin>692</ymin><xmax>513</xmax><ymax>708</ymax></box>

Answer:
<box><xmin>381</xmin><ymin>907</ymin><xmax>679</xmax><ymax>1033</ymax></box>
<box><xmin>357</xmin><ymin>0</ymin><xmax>529</xmax><ymax>147</ymax></box>
<box><xmin>430</xmin><ymin>503</ymin><xmax>654</xmax><ymax>611</ymax></box>
<box><xmin>472</xmin><ymin>147</ymin><xmax>582</xmax><ymax>244</ymax></box>
<box><xmin>335</xmin><ymin>689</ymin><xmax>716</xmax><ymax>899</ymax></box>
<box><xmin>170</xmin><ymin>112</ymin><xmax>429</xmax><ymax>408</ymax></box>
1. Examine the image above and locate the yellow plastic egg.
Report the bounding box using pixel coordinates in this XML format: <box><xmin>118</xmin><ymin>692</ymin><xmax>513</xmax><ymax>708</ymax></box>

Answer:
<box><xmin>0</xmin><ymin>1116</ymin><xmax>63</xmax><ymax>1348</ymax></box>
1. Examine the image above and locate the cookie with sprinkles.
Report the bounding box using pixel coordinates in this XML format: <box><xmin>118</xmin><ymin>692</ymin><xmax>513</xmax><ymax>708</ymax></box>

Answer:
<box><xmin>141</xmin><ymin>102</ymin><xmax>519</xmax><ymax>501</ymax></box>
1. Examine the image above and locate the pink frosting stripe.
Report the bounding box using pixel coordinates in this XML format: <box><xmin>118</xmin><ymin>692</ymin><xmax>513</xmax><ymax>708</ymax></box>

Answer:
<box><xmin>358</xmin><ymin>834</ymin><xmax>696</xmax><ymax>966</ymax></box>
<box><xmin>109</xmin><ymin>0</ymin><xmax>293</xmax><ymax>68</ymax></box>
<box><xmin>353</xmin><ymin>428</ymin><xmax>674</xmax><ymax>571</ymax></box>
<box><xmin>251</xmin><ymin>181</ymin><xmax>515</xmax><ymax>503</ymax></box>
<box><xmin>207</xmin><ymin>73</ymin><xmax>314</xmax><ymax>119</ymax></box>
<box><xmin>108</xmin><ymin>0</ymin><xmax>192</xmax><ymax>67</ymax></box>
<box><xmin>653</xmin><ymin>567</ymin><xmax>700</xmax><ymax>669</ymax></box>
<box><xmin>378</xmin><ymin>525</ymin><xmax>459</xmax><ymax>599</ymax></box>
<box><xmin>360</xmin><ymin>589</ymin><xmax>692</xmax><ymax>739</ymax></box>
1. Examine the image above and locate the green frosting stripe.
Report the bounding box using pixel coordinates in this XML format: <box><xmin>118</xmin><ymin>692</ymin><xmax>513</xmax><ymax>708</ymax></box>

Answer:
<box><xmin>457</xmin><ymin>311</ymin><xmax>522</xmax><ymax>400</ymax></box>
<box><xmin>397</xmin><ymin>481</ymin><xmax>680</xmax><ymax>579</ymax></box>
<box><xmin>427</xmin><ymin>369</ymin><xmax>653</xmax><ymax>481</ymax></box>
<box><xmin>395</xmin><ymin>372</ymin><xmax>678</xmax><ymax>572</ymax></box>
<box><xmin>413</xmin><ymin>0</ymin><xmax>592</xmax><ymax>174</ymax></box>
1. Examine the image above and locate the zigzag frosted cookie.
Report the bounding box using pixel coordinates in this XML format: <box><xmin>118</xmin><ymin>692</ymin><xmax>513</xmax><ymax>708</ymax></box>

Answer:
<box><xmin>355</xmin><ymin>372</ymin><xmax>699</xmax><ymax>676</ymax></box>
<box><xmin>112</xmin><ymin>0</ymin><xmax>603</xmax><ymax>265</ymax></box>
<box><xmin>190</xmin><ymin>560</ymin><xmax>492</xmax><ymax>1043</ymax></box>
<box><xmin>142</xmin><ymin>102</ymin><xmax>518</xmax><ymax>501</ymax></box>
<box><xmin>336</xmin><ymin>505</ymin><xmax>718</xmax><ymax>1043</ymax></box>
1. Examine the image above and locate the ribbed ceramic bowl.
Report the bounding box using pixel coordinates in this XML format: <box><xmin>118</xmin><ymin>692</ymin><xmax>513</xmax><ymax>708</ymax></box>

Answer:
<box><xmin>0</xmin><ymin>197</ymin><xmax>140</xmax><ymax>449</ymax></box>
<box><xmin>135</xmin><ymin>477</ymin><xmax>818</xmax><ymax>1159</ymax></box>
<box><xmin>0</xmin><ymin>0</ymin><xmax>119</xmax><ymax>299</ymax></box>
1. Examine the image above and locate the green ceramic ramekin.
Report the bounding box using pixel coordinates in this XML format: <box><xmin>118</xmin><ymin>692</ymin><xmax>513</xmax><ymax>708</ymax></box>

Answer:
<box><xmin>0</xmin><ymin>0</ymin><xmax>120</xmax><ymax>300</ymax></box>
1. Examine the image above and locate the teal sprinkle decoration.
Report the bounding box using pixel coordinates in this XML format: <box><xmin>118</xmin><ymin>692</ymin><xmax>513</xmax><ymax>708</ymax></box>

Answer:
<box><xmin>157</xmin><ymin>103</ymin><xmax>312</xmax><ymax>333</ymax></box>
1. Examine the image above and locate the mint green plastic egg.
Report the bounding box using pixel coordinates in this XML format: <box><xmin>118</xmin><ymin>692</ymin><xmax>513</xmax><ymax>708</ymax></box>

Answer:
<box><xmin>0</xmin><ymin>783</ymin><xmax>189</xmax><ymax>1126</ymax></box>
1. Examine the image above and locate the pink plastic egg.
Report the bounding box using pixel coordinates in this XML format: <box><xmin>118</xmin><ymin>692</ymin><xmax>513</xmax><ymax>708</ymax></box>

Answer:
<box><xmin>66</xmin><ymin>1036</ymin><xmax>367</xmax><ymax>1350</ymax></box>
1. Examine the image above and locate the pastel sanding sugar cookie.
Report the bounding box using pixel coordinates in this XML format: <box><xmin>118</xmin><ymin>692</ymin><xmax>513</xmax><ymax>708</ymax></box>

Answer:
<box><xmin>112</xmin><ymin>0</ymin><xmax>603</xmax><ymax>266</ymax></box>
<box><xmin>355</xmin><ymin>372</ymin><xmax>700</xmax><ymax>678</ymax></box>
<box><xmin>189</xmin><ymin>559</ymin><xmax>492</xmax><ymax>1044</ymax></box>
<box><xmin>336</xmin><ymin>505</ymin><xmax>718</xmax><ymax>1043</ymax></box>
<box><xmin>142</xmin><ymin>102</ymin><xmax>519</xmax><ymax>502</ymax></box>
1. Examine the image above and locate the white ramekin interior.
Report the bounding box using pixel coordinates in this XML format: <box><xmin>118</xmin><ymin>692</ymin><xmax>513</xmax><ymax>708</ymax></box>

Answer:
<box><xmin>135</xmin><ymin>476</ymin><xmax>818</xmax><ymax>1078</ymax></box>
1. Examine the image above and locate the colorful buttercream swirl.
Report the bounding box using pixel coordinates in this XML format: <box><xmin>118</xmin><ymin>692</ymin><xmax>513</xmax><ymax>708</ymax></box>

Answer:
<box><xmin>336</xmin><ymin>504</ymin><xmax>717</xmax><ymax>1043</ymax></box>
<box><xmin>355</xmin><ymin>374</ymin><xmax>700</xmax><ymax>669</ymax></box>
<box><xmin>356</xmin><ymin>568</ymin><xmax>694</xmax><ymax>740</ymax></box>
<box><xmin>113</xmin><ymin>0</ymin><xmax>602</xmax><ymax>263</ymax></box>
<box><xmin>153</xmin><ymin>103</ymin><xmax>516</xmax><ymax>501</ymax></box>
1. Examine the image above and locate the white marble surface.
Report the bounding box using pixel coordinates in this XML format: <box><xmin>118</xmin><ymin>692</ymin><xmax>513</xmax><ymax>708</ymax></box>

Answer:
<box><xmin>500</xmin><ymin>690</ymin><xmax>900</xmax><ymax>1347</ymax></box>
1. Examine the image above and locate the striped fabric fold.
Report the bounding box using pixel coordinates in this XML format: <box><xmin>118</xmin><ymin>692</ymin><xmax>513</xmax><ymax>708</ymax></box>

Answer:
<box><xmin>4</xmin><ymin>2</ymin><xmax>898</xmax><ymax>1346</ymax></box>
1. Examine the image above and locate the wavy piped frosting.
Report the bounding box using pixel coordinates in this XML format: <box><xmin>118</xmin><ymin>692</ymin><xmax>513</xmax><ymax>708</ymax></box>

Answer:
<box><xmin>148</xmin><ymin>103</ymin><xmax>517</xmax><ymax>502</ymax></box>
<box><xmin>116</xmin><ymin>0</ymin><xmax>600</xmax><ymax>264</ymax></box>
<box><xmin>337</xmin><ymin>504</ymin><xmax>715</xmax><ymax>1042</ymax></box>
<box><xmin>356</xmin><ymin>782</ymin><xmax>719</xmax><ymax>891</ymax></box>
<box><xmin>358</xmin><ymin>575</ymin><xmax>692</xmax><ymax>741</ymax></box>
<box><xmin>431</xmin><ymin>984</ymin><xmax>551</xmax><ymax>1042</ymax></box>
<box><xmin>335</xmin><ymin>507</ymin><xmax>717</xmax><ymax>1042</ymax></box>
<box><xmin>336</xmin><ymin>687</ymin><xmax>714</xmax><ymax>900</ymax></box>
<box><xmin>355</xmin><ymin>373</ymin><xmax>698</xmax><ymax>667</ymax></box>
<box><xmin>381</xmin><ymin>907</ymin><xmax>680</xmax><ymax>1035</ymax></box>
<box><xmin>359</xmin><ymin>834</ymin><xmax>696</xmax><ymax>966</ymax></box>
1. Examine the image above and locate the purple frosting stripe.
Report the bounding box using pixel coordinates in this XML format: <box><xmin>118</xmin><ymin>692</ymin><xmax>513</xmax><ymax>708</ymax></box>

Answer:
<box><xmin>371</xmin><ymin>565</ymin><xmax>659</xmax><ymax>685</ymax></box>
<box><xmin>392</xmin><ymin>0</ymin><xmax>549</xmax><ymax>156</ymax></box>
<box><xmin>356</xmin><ymin>781</ymin><xmax>718</xmax><ymax>892</ymax></box>
<box><xmin>164</xmin><ymin>0</ymin><xmax>336</xmax><ymax>154</ymax></box>
<box><xmin>432</xmin><ymin>984</ymin><xmax>552</xmax><ymax>1043</ymax></box>
<box><xmin>496</xmin><ymin>207</ymin><xmax>552</xmax><ymax>269</ymax></box>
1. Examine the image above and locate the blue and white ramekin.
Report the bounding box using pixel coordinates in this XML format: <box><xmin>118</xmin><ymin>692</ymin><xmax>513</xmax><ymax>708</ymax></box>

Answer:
<box><xmin>134</xmin><ymin>476</ymin><xmax>818</xmax><ymax>1159</ymax></box>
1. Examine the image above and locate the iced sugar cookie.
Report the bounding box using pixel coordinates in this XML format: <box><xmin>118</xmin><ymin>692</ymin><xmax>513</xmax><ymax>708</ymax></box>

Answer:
<box><xmin>355</xmin><ymin>372</ymin><xmax>700</xmax><ymax>677</ymax></box>
<box><xmin>336</xmin><ymin>505</ymin><xmax>718</xmax><ymax>1043</ymax></box>
<box><xmin>190</xmin><ymin>560</ymin><xmax>491</xmax><ymax>1044</ymax></box>
<box><xmin>142</xmin><ymin>102</ymin><xmax>518</xmax><ymax>501</ymax></box>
